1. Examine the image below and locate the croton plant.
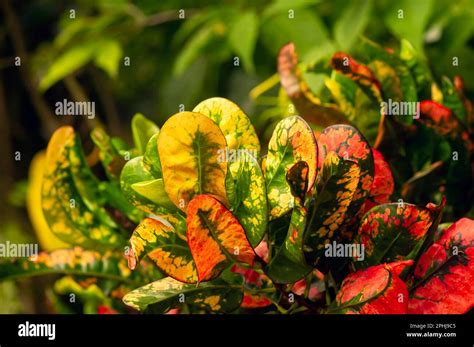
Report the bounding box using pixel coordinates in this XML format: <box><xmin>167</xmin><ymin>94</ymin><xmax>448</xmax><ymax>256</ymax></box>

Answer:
<box><xmin>0</xmin><ymin>39</ymin><xmax>473</xmax><ymax>315</ymax></box>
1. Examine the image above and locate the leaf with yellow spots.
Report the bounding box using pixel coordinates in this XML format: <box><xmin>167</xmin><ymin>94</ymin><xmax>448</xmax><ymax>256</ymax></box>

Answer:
<box><xmin>304</xmin><ymin>153</ymin><xmax>361</xmax><ymax>265</ymax></box>
<box><xmin>123</xmin><ymin>276</ymin><xmax>243</xmax><ymax>313</ymax></box>
<box><xmin>158</xmin><ymin>112</ymin><xmax>228</xmax><ymax>211</ymax></box>
<box><xmin>278</xmin><ymin>42</ymin><xmax>349</xmax><ymax>127</ymax></box>
<box><xmin>186</xmin><ymin>195</ymin><xmax>256</xmax><ymax>282</ymax></box>
<box><xmin>90</xmin><ymin>127</ymin><xmax>127</xmax><ymax>181</ymax></box>
<box><xmin>265</xmin><ymin>116</ymin><xmax>317</xmax><ymax>219</ymax></box>
<box><xmin>127</xmin><ymin>217</ymin><xmax>198</xmax><ymax>284</ymax></box>
<box><xmin>193</xmin><ymin>97</ymin><xmax>260</xmax><ymax>176</ymax></box>
<box><xmin>318</xmin><ymin>125</ymin><xmax>374</xmax><ymax>226</ymax></box>
<box><xmin>0</xmin><ymin>247</ymin><xmax>151</xmax><ymax>286</ymax></box>
<box><xmin>227</xmin><ymin>154</ymin><xmax>267</xmax><ymax>248</ymax></box>
<box><xmin>42</xmin><ymin>126</ymin><xmax>124</xmax><ymax>248</ymax></box>
<box><xmin>354</xmin><ymin>203</ymin><xmax>435</xmax><ymax>269</ymax></box>
<box><xmin>266</xmin><ymin>161</ymin><xmax>312</xmax><ymax>283</ymax></box>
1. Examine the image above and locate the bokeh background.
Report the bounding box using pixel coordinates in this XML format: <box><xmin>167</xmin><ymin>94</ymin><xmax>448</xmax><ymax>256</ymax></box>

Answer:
<box><xmin>0</xmin><ymin>0</ymin><xmax>473</xmax><ymax>312</ymax></box>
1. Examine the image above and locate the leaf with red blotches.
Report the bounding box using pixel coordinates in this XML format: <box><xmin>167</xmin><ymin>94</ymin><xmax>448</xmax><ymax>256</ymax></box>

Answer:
<box><xmin>362</xmin><ymin>149</ymin><xmax>394</xmax><ymax>214</ymax></box>
<box><xmin>409</xmin><ymin>218</ymin><xmax>474</xmax><ymax>314</ymax></box>
<box><xmin>331</xmin><ymin>52</ymin><xmax>383</xmax><ymax>103</ymax></box>
<box><xmin>332</xmin><ymin>260</ymin><xmax>413</xmax><ymax>314</ymax></box>
<box><xmin>355</xmin><ymin>203</ymin><xmax>435</xmax><ymax>268</ymax></box>
<box><xmin>418</xmin><ymin>100</ymin><xmax>463</xmax><ymax>137</ymax></box>
<box><xmin>186</xmin><ymin>195</ymin><xmax>255</xmax><ymax>282</ymax></box>
<box><xmin>318</xmin><ymin>125</ymin><xmax>374</xmax><ymax>224</ymax></box>
<box><xmin>278</xmin><ymin>42</ymin><xmax>349</xmax><ymax>127</ymax></box>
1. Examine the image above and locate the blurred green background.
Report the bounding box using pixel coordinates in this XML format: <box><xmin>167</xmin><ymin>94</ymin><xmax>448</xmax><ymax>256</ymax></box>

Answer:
<box><xmin>0</xmin><ymin>0</ymin><xmax>473</xmax><ymax>312</ymax></box>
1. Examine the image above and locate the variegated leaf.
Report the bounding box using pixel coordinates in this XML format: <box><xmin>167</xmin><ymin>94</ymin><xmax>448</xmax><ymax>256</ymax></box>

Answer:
<box><xmin>304</xmin><ymin>153</ymin><xmax>360</xmax><ymax>265</ymax></box>
<box><xmin>158</xmin><ymin>112</ymin><xmax>228</xmax><ymax>210</ymax></box>
<box><xmin>186</xmin><ymin>194</ymin><xmax>255</xmax><ymax>282</ymax></box>
<box><xmin>265</xmin><ymin>116</ymin><xmax>317</xmax><ymax>219</ymax></box>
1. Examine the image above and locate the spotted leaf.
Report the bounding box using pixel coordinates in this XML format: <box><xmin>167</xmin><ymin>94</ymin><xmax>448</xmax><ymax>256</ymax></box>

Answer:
<box><xmin>278</xmin><ymin>42</ymin><xmax>349</xmax><ymax>127</ymax></box>
<box><xmin>127</xmin><ymin>217</ymin><xmax>198</xmax><ymax>284</ymax></box>
<box><xmin>317</xmin><ymin>124</ymin><xmax>374</xmax><ymax>223</ymax></box>
<box><xmin>0</xmin><ymin>247</ymin><xmax>148</xmax><ymax>286</ymax></box>
<box><xmin>123</xmin><ymin>276</ymin><xmax>243</xmax><ymax>313</ymax></box>
<box><xmin>158</xmin><ymin>112</ymin><xmax>228</xmax><ymax>211</ymax></box>
<box><xmin>186</xmin><ymin>194</ymin><xmax>255</xmax><ymax>282</ymax></box>
<box><xmin>227</xmin><ymin>154</ymin><xmax>267</xmax><ymax>248</ymax></box>
<box><xmin>332</xmin><ymin>260</ymin><xmax>413</xmax><ymax>314</ymax></box>
<box><xmin>265</xmin><ymin>161</ymin><xmax>312</xmax><ymax>283</ymax></box>
<box><xmin>304</xmin><ymin>153</ymin><xmax>360</xmax><ymax>265</ymax></box>
<box><xmin>265</xmin><ymin>116</ymin><xmax>317</xmax><ymax>219</ymax></box>
<box><xmin>193</xmin><ymin>97</ymin><xmax>260</xmax><ymax>175</ymax></box>
<box><xmin>42</xmin><ymin>126</ymin><xmax>124</xmax><ymax>248</ymax></box>
<box><xmin>354</xmin><ymin>203</ymin><xmax>435</xmax><ymax>268</ymax></box>
<box><xmin>409</xmin><ymin>218</ymin><xmax>474</xmax><ymax>314</ymax></box>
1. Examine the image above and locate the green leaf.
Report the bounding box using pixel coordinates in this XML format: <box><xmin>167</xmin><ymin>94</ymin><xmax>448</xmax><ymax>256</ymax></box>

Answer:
<box><xmin>123</xmin><ymin>276</ymin><xmax>243</xmax><ymax>313</ymax></box>
<box><xmin>441</xmin><ymin>76</ymin><xmax>467</xmax><ymax>123</ymax></box>
<box><xmin>143</xmin><ymin>133</ymin><xmax>162</xmax><ymax>177</ymax></box>
<box><xmin>120</xmin><ymin>156</ymin><xmax>178</xmax><ymax>218</ymax></box>
<box><xmin>173</xmin><ymin>25</ymin><xmax>216</xmax><ymax>76</ymax></box>
<box><xmin>39</xmin><ymin>41</ymin><xmax>98</xmax><ymax>92</ymax></box>
<box><xmin>334</xmin><ymin>0</ymin><xmax>372</xmax><ymax>51</ymax></box>
<box><xmin>228</xmin><ymin>11</ymin><xmax>259</xmax><ymax>73</ymax></box>
<box><xmin>261</xmin><ymin>10</ymin><xmax>330</xmax><ymax>57</ymax></box>
<box><xmin>384</xmin><ymin>0</ymin><xmax>434</xmax><ymax>52</ymax></box>
<box><xmin>131</xmin><ymin>113</ymin><xmax>160</xmax><ymax>155</ymax></box>
<box><xmin>94</xmin><ymin>39</ymin><xmax>122</xmax><ymax>79</ymax></box>
<box><xmin>131</xmin><ymin>179</ymin><xmax>176</xmax><ymax>210</ymax></box>
<box><xmin>263</xmin><ymin>0</ymin><xmax>322</xmax><ymax>21</ymax></box>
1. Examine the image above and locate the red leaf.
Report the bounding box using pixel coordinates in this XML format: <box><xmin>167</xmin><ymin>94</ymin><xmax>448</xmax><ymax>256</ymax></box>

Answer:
<box><xmin>409</xmin><ymin>218</ymin><xmax>474</xmax><ymax>314</ymax></box>
<box><xmin>335</xmin><ymin>260</ymin><xmax>413</xmax><ymax>314</ymax></box>
<box><xmin>362</xmin><ymin>149</ymin><xmax>394</xmax><ymax>214</ymax></box>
